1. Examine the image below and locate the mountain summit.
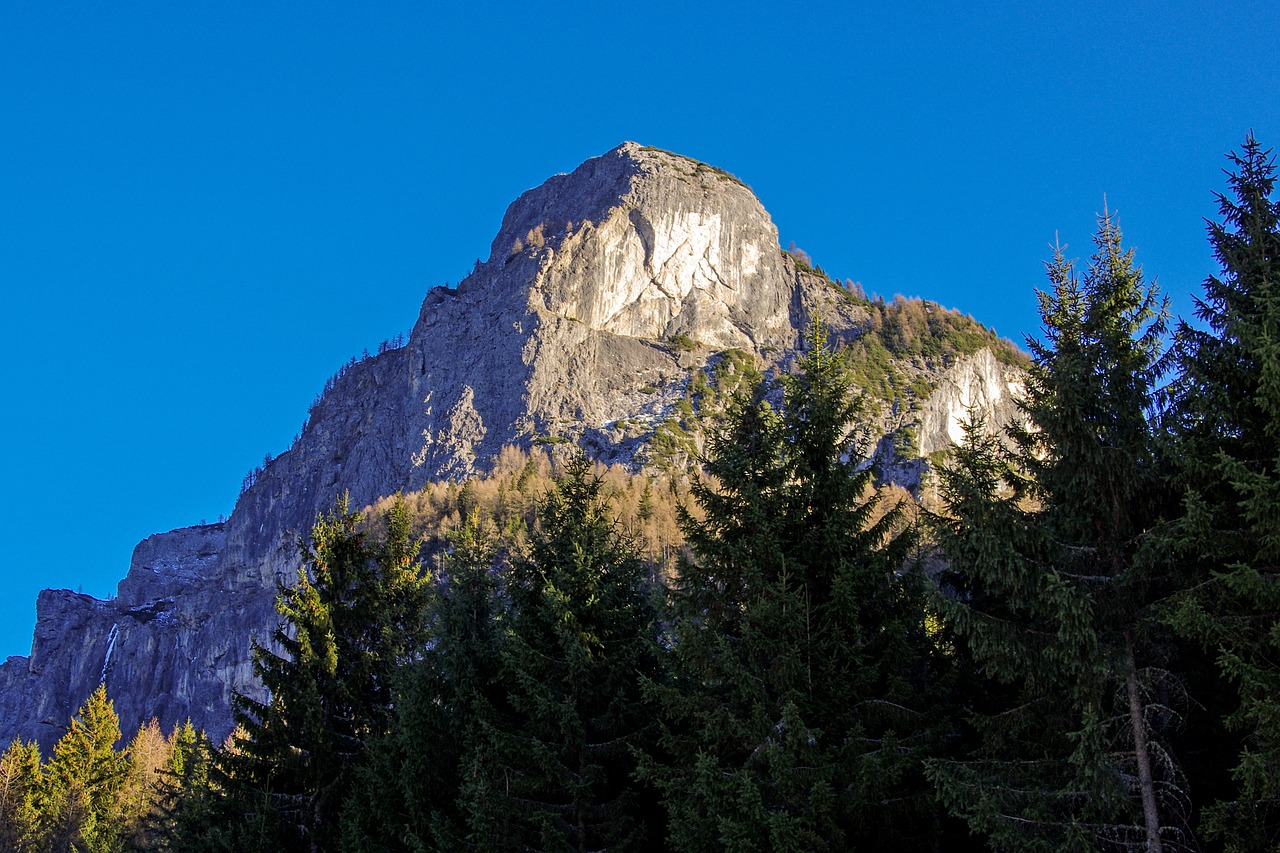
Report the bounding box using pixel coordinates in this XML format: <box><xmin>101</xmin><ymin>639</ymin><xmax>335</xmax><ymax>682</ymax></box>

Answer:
<box><xmin>0</xmin><ymin>144</ymin><xmax>1024</xmax><ymax>749</ymax></box>
<box><xmin>476</xmin><ymin>141</ymin><xmax>794</xmax><ymax>347</ymax></box>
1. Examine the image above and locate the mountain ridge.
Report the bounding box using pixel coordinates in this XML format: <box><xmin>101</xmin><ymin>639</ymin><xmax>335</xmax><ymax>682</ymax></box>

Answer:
<box><xmin>0</xmin><ymin>142</ymin><xmax>1025</xmax><ymax>751</ymax></box>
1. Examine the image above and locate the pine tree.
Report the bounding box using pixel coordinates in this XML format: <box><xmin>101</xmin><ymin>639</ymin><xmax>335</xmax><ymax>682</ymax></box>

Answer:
<box><xmin>1164</xmin><ymin>133</ymin><xmax>1280</xmax><ymax>850</ymax></box>
<box><xmin>651</xmin><ymin>323</ymin><xmax>939</xmax><ymax>851</ymax></box>
<box><xmin>927</xmin><ymin>215</ymin><xmax>1186</xmax><ymax>850</ymax></box>
<box><xmin>219</xmin><ymin>492</ymin><xmax>430</xmax><ymax>850</ymax></box>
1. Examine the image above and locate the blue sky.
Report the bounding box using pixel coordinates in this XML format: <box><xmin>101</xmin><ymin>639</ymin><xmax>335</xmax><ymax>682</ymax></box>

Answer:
<box><xmin>1</xmin><ymin>1</ymin><xmax>1276</xmax><ymax>657</ymax></box>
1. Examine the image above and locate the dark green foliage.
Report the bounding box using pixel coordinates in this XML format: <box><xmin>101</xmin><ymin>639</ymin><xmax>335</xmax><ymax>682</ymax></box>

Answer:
<box><xmin>927</xmin><ymin>213</ymin><xmax>1186</xmax><ymax>850</ymax></box>
<box><xmin>458</xmin><ymin>456</ymin><xmax>665</xmax><ymax>851</ymax></box>
<box><xmin>1163</xmin><ymin>134</ymin><xmax>1280</xmax><ymax>850</ymax></box>
<box><xmin>343</xmin><ymin>509</ymin><xmax>506</xmax><ymax>851</ymax></box>
<box><xmin>147</xmin><ymin>721</ymin><xmax>216</xmax><ymax>851</ymax></box>
<box><xmin>668</xmin><ymin>333</ymin><xmax>698</xmax><ymax>352</ymax></box>
<box><xmin>212</xmin><ymin>493</ymin><xmax>430</xmax><ymax>850</ymax></box>
<box><xmin>27</xmin><ymin>142</ymin><xmax>1280</xmax><ymax>851</ymax></box>
<box><xmin>650</xmin><ymin>322</ymin><xmax>943</xmax><ymax>851</ymax></box>
<box><xmin>346</xmin><ymin>459</ymin><xmax>665</xmax><ymax>852</ymax></box>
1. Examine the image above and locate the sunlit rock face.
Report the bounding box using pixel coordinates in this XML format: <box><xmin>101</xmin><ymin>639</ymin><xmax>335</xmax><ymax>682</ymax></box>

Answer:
<box><xmin>0</xmin><ymin>143</ymin><xmax>1026</xmax><ymax>751</ymax></box>
<box><xmin>218</xmin><ymin>144</ymin><xmax>825</xmax><ymax>591</ymax></box>
<box><xmin>494</xmin><ymin>143</ymin><xmax>794</xmax><ymax>349</ymax></box>
<box><xmin>917</xmin><ymin>348</ymin><xmax>1026</xmax><ymax>456</ymax></box>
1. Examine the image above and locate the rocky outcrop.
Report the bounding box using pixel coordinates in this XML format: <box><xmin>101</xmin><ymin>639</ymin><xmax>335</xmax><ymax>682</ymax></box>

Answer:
<box><xmin>917</xmin><ymin>348</ymin><xmax>1026</xmax><ymax>456</ymax></box>
<box><xmin>0</xmin><ymin>525</ymin><xmax>269</xmax><ymax>753</ymax></box>
<box><xmin>0</xmin><ymin>143</ymin><xmax>1026</xmax><ymax>752</ymax></box>
<box><xmin>864</xmin><ymin>347</ymin><xmax>1027</xmax><ymax>496</ymax></box>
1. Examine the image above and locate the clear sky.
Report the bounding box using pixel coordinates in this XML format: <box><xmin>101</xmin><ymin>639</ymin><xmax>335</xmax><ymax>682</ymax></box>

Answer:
<box><xmin>1</xmin><ymin>1</ymin><xmax>1276</xmax><ymax>658</ymax></box>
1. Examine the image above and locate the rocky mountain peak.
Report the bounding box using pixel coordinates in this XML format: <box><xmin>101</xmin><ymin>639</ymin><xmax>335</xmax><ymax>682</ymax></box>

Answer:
<box><xmin>0</xmin><ymin>144</ymin><xmax>1027</xmax><ymax>753</ymax></box>
<box><xmin>420</xmin><ymin>142</ymin><xmax>792</xmax><ymax>352</ymax></box>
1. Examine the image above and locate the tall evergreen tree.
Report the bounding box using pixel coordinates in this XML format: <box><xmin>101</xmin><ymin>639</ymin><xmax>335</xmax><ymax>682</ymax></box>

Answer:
<box><xmin>218</xmin><ymin>493</ymin><xmax>430</xmax><ymax>850</ymax></box>
<box><xmin>43</xmin><ymin>684</ymin><xmax>128</xmax><ymax>852</ymax></box>
<box><xmin>651</xmin><ymin>323</ymin><xmax>940</xmax><ymax>851</ymax></box>
<box><xmin>927</xmin><ymin>215</ymin><xmax>1186</xmax><ymax>851</ymax></box>
<box><xmin>459</xmin><ymin>456</ymin><xmax>664</xmax><ymax>852</ymax></box>
<box><xmin>147</xmin><ymin>721</ymin><xmax>215</xmax><ymax>852</ymax></box>
<box><xmin>342</xmin><ymin>509</ymin><xmax>508</xmax><ymax>851</ymax></box>
<box><xmin>1164</xmin><ymin>133</ymin><xmax>1280</xmax><ymax>850</ymax></box>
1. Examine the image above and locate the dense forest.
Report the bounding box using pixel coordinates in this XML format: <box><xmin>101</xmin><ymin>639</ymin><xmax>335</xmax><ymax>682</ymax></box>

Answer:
<box><xmin>2</xmin><ymin>135</ymin><xmax>1278</xmax><ymax>852</ymax></box>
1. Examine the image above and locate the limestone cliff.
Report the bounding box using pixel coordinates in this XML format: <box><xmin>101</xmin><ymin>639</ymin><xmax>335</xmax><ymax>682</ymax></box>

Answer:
<box><xmin>0</xmin><ymin>143</ymin><xmax>1025</xmax><ymax>752</ymax></box>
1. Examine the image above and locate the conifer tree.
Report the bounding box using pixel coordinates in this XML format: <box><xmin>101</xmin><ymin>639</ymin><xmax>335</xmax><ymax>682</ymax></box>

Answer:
<box><xmin>927</xmin><ymin>215</ymin><xmax>1186</xmax><ymax>850</ymax></box>
<box><xmin>0</xmin><ymin>738</ymin><xmax>44</xmax><ymax>851</ymax></box>
<box><xmin>459</xmin><ymin>456</ymin><xmax>664</xmax><ymax>851</ymax></box>
<box><xmin>1164</xmin><ymin>133</ymin><xmax>1280</xmax><ymax>850</ymax></box>
<box><xmin>342</xmin><ymin>509</ymin><xmax>508</xmax><ymax>851</ymax></box>
<box><xmin>147</xmin><ymin>721</ymin><xmax>215</xmax><ymax>851</ymax></box>
<box><xmin>43</xmin><ymin>684</ymin><xmax>128</xmax><ymax>852</ymax></box>
<box><xmin>163</xmin><ymin>721</ymin><xmax>211</xmax><ymax>804</ymax></box>
<box><xmin>219</xmin><ymin>492</ymin><xmax>430</xmax><ymax>850</ymax></box>
<box><xmin>652</xmin><ymin>323</ymin><xmax>938</xmax><ymax>851</ymax></box>
<box><xmin>118</xmin><ymin>718</ymin><xmax>172</xmax><ymax>848</ymax></box>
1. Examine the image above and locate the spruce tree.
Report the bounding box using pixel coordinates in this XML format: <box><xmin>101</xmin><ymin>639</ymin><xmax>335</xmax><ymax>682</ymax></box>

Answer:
<box><xmin>0</xmin><ymin>738</ymin><xmax>44</xmax><ymax>851</ymax></box>
<box><xmin>459</xmin><ymin>456</ymin><xmax>664</xmax><ymax>851</ymax></box>
<box><xmin>218</xmin><ymin>492</ymin><xmax>430</xmax><ymax>850</ymax></box>
<box><xmin>148</xmin><ymin>721</ymin><xmax>215</xmax><ymax>851</ymax></box>
<box><xmin>927</xmin><ymin>216</ymin><xmax>1186</xmax><ymax>851</ymax></box>
<box><xmin>43</xmin><ymin>684</ymin><xmax>128</xmax><ymax>852</ymax></box>
<box><xmin>652</xmin><ymin>323</ymin><xmax>939</xmax><ymax>851</ymax></box>
<box><xmin>408</xmin><ymin>511</ymin><xmax>507</xmax><ymax>851</ymax></box>
<box><xmin>342</xmin><ymin>509</ymin><xmax>508</xmax><ymax>851</ymax></box>
<box><xmin>1164</xmin><ymin>133</ymin><xmax>1280</xmax><ymax>850</ymax></box>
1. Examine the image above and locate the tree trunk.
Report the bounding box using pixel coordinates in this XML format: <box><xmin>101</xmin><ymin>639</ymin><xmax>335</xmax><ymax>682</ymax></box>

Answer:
<box><xmin>1125</xmin><ymin>635</ymin><xmax>1163</xmax><ymax>852</ymax></box>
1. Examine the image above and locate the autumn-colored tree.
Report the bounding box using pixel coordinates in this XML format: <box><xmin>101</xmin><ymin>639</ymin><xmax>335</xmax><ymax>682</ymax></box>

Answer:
<box><xmin>0</xmin><ymin>737</ymin><xmax>44</xmax><ymax>851</ymax></box>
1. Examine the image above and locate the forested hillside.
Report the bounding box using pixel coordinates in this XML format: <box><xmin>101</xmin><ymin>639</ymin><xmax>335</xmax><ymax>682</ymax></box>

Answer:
<box><xmin>3</xmin><ymin>135</ymin><xmax>1278</xmax><ymax>852</ymax></box>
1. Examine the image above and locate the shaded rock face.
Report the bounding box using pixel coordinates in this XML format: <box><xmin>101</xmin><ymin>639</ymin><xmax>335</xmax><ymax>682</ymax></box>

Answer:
<box><xmin>0</xmin><ymin>525</ymin><xmax>267</xmax><ymax>753</ymax></box>
<box><xmin>0</xmin><ymin>143</ymin><xmax>1026</xmax><ymax>752</ymax></box>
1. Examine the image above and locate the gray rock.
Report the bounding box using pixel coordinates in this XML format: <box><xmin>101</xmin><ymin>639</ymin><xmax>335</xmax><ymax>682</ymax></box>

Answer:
<box><xmin>0</xmin><ymin>143</ymin><xmax>1027</xmax><ymax>751</ymax></box>
<box><xmin>916</xmin><ymin>348</ymin><xmax>1027</xmax><ymax>456</ymax></box>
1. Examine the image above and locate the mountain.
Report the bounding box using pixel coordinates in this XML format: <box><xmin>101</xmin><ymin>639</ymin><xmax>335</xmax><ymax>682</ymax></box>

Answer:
<box><xmin>0</xmin><ymin>142</ymin><xmax>1025</xmax><ymax>751</ymax></box>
